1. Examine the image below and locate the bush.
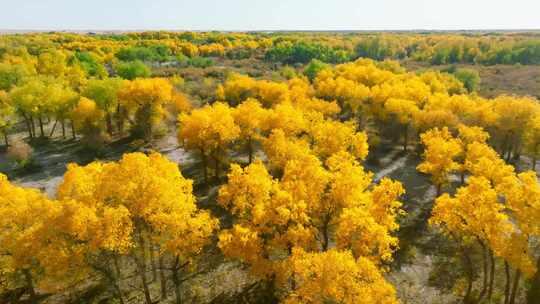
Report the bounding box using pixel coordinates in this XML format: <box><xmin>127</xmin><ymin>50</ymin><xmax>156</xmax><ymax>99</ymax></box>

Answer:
<box><xmin>303</xmin><ymin>59</ymin><xmax>329</xmax><ymax>81</ymax></box>
<box><xmin>266</xmin><ymin>42</ymin><xmax>352</xmax><ymax>64</ymax></box>
<box><xmin>116</xmin><ymin>60</ymin><xmax>151</xmax><ymax>80</ymax></box>
<box><xmin>189</xmin><ymin>57</ymin><xmax>215</xmax><ymax>68</ymax></box>
<box><xmin>7</xmin><ymin>139</ymin><xmax>40</xmax><ymax>174</ymax></box>
<box><xmin>74</xmin><ymin>51</ymin><xmax>107</xmax><ymax>78</ymax></box>
<box><xmin>176</xmin><ymin>55</ymin><xmax>215</xmax><ymax>69</ymax></box>
<box><xmin>116</xmin><ymin>45</ymin><xmax>173</xmax><ymax>62</ymax></box>
<box><xmin>176</xmin><ymin>54</ymin><xmax>190</xmax><ymax>67</ymax></box>
<box><xmin>454</xmin><ymin>68</ymin><xmax>481</xmax><ymax>93</ymax></box>
<box><xmin>280</xmin><ymin>66</ymin><xmax>297</xmax><ymax>79</ymax></box>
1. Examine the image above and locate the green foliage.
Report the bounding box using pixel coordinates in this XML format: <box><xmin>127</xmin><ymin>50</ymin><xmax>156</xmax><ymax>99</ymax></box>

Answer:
<box><xmin>0</xmin><ymin>63</ymin><xmax>32</xmax><ymax>91</ymax></box>
<box><xmin>453</xmin><ymin>68</ymin><xmax>481</xmax><ymax>93</ymax></box>
<box><xmin>442</xmin><ymin>66</ymin><xmax>481</xmax><ymax>93</ymax></box>
<box><xmin>175</xmin><ymin>54</ymin><xmax>190</xmax><ymax>66</ymax></box>
<box><xmin>175</xmin><ymin>54</ymin><xmax>214</xmax><ymax>68</ymax></box>
<box><xmin>355</xmin><ymin>36</ymin><xmax>540</xmax><ymax>65</ymax></box>
<box><xmin>73</xmin><ymin>51</ymin><xmax>107</xmax><ymax>78</ymax></box>
<box><xmin>188</xmin><ymin>57</ymin><xmax>215</xmax><ymax>68</ymax></box>
<box><xmin>116</xmin><ymin>45</ymin><xmax>173</xmax><ymax>62</ymax></box>
<box><xmin>115</xmin><ymin>60</ymin><xmax>151</xmax><ymax>80</ymax></box>
<box><xmin>82</xmin><ymin>78</ymin><xmax>123</xmax><ymax>112</ymax></box>
<box><xmin>355</xmin><ymin>37</ymin><xmax>407</xmax><ymax>61</ymax></box>
<box><xmin>280</xmin><ymin>65</ymin><xmax>297</xmax><ymax>79</ymax></box>
<box><xmin>266</xmin><ymin>41</ymin><xmax>352</xmax><ymax>64</ymax></box>
<box><xmin>303</xmin><ymin>59</ymin><xmax>329</xmax><ymax>81</ymax></box>
<box><xmin>226</xmin><ymin>48</ymin><xmax>253</xmax><ymax>60</ymax></box>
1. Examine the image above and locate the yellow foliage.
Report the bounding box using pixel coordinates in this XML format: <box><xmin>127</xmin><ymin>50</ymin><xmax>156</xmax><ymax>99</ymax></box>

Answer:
<box><xmin>282</xmin><ymin>248</ymin><xmax>399</xmax><ymax>304</ymax></box>
<box><xmin>178</xmin><ymin>102</ymin><xmax>240</xmax><ymax>153</ymax></box>
<box><xmin>417</xmin><ymin>127</ymin><xmax>463</xmax><ymax>191</ymax></box>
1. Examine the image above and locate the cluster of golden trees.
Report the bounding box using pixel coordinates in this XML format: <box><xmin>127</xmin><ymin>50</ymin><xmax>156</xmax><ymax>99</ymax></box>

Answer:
<box><xmin>0</xmin><ymin>32</ymin><xmax>272</xmax><ymax>67</ymax></box>
<box><xmin>309</xmin><ymin>59</ymin><xmax>540</xmax><ymax>169</ymax></box>
<box><xmin>418</xmin><ymin>126</ymin><xmax>540</xmax><ymax>304</ymax></box>
<box><xmin>0</xmin><ymin>153</ymin><xmax>217</xmax><ymax>304</ymax></box>
<box><xmin>174</xmin><ymin>58</ymin><xmax>540</xmax><ymax>302</ymax></box>
<box><xmin>174</xmin><ymin>70</ymin><xmax>405</xmax><ymax>302</ymax></box>
<box><xmin>1</xmin><ymin>69</ymin><xmax>408</xmax><ymax>302</ymax></box>
<box><xmin>2</xmin><ymin>31</ymin><xmax>540</xmax><ymax>303</ymax></box>
<box><xmin>0</xmin><ymin>43</ymin><xmax>191</xmax><ymax>148</ymax></box>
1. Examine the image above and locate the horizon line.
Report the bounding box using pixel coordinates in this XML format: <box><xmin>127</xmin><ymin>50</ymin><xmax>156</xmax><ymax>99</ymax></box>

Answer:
<box><xmin>1</xmin><ymin>28</ymin><xmax>540</xmax><ymax>34</ymax></box>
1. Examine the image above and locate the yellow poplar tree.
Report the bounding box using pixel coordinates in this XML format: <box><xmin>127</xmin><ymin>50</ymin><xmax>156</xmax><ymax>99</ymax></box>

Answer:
<box><xmin>0</xmin><ymin>174</ymin><xmax>82</xmax><ymax>304</ymax></box>
<box><xmin>0</xmin><ymin>90</ymin><xmax>14</xmax><ymax>145</ymax></box>
<box><xmin>218</xmin><ymin>150</ymin><xmax>404</xmax><ymax>300</ymax></box>
<box><xmin>524</xmin><ymin>116</ymin><xmax>540</xmax><ymax>170</ymax></box>
<box><xmin>117</xmin><ymin>78</ymin><xmax>174</xmax><ymax>141</ymax></box>
<box><xmin>417</xmin><ymin>127</ymin><xmax>463</xmax><ymax>195</ymax></box>
<box><xmin>178</xmin><ymin>102</ymin><xmax>240</xmax><ymax>183</ymax></box>
<box><xmin>58</xmin><ymin>152</ymin><xmax>218</xmax><ymax>304</ymax></box>
<box><xmin>384</xmin><ymin>98</ymin><xmax>420</xmax><ymax>151</ymax></box>
<box><xmin>233</xmin><ymin>98</ymin><xmax>271</xmax><ymax>164</ymax></box>
<box><xmin>307</xmin><ymin>118</ymin><xmax>369</xmax><ymax>160</ymax></box>
<box><xmin>282</xmin><ymin>248</ymin><xmax>398</xmax><ymax>304</ymax></box>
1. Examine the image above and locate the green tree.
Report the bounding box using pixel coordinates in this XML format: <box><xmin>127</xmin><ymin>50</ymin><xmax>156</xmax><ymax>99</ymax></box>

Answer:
<box><xmin>303</xmin><ymin>59</ymin><xmax>329</xmax><ymax>82</ymax></box>
<box><xmin>115</xmin><ymin>60</ymin><xmax>151</xmax><ymax>80</ymax></box>
<box><xmin>454</xmin><ymin>68</ymin><xmax>481</xmax><ymax>93</ymax></box>
<box><xmin>82</xmin><ymin>78</ymin><xmax>124</xmax><ymax>136</ymax></box>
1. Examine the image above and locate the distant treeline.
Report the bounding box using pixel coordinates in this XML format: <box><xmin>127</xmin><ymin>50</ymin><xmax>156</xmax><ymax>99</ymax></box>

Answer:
<box><xmin>265</xmin><ymin>34</ymin><xmax>540</xmax><ymax>65</ymax></box>
<box><xmin>1</xmin><ymin>32</ymin><xmax>539</xmax><ymax>72</ymax></box>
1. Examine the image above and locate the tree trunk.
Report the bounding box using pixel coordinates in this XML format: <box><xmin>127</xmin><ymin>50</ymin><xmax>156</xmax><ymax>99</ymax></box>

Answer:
<box><xmin>436</xmin><ymin>183</ymin><xmax>442</xmax><ymax>197</ymax></box>
<box><xmin>23</xmin><ymin>269</ymin><xmax>37</xmax><ymax>304</ymax></box>
<box><xmin>38</xmin><ymin>117</ymin><xmax>44</xmax><ymax>137</ymax></box>
<box><xmin>506</xmin><ymin>143</ymin><xmax>513</xmax><ymax>162</ymax></box>
<box><xmin>71</xmin><ymin>119</ymin><xmax>76</xmax><ymax>139</ymax></box>
<box><xmin>488</xmin><ymin>251</ymin><xmax>495</xmax><ymax>300</ymax></box>
<box><xmin>403</xmin><ymin>124</ymin><xmax>409</xmax><ymax>152</ymax></box>
<box><xmin>172</xmin><ymin>256</ymin><xmax>183</xmax><ymax>304</ymax></box>
<box><xmin>135</xmin><ymin>104</ymin><xmax>153</xmax><ymax>142</ymax></box>
<box><xmin>288</xmin><ymin>245</ymin><xmax>296</xmax><ymax>290</ymax></box>
<box><xmin>462</xmin><ymin>249</ymin><xmax>474</xmax><ymax>304</ymax></box>
<box><xmin>61</xmin><ymin>120</ymin><xmax>66</xmax><ymax>138</ymax></box>
<box><xmin>514</xmin><ymin>143</ymin><xmax>522</xmax><ymax>162</ymax></box>
<box><xmin>108</xmin><ymin>259</ymin><xmax>126</xmax><ymax>304</ymax></box>
<box><xmin>113</xmin><ymin>256</ymin><xmax>122</xmax><ymax>281</ymax></box>
<box><xmin>159</xmin><ymin>255</ymin><xmax>167</xmax><ymax>300</ymax></box>
<box><xmin>321</xmin><ymin>215</ymin><xmax>331</xmax><ymax>252</ymax></box>
<box><xmin>533</xmin><ymin>155</ymin><xmax>537</xmax><ymax>171</ymax></box>
<box><xmin>22</xmin><ymin>114</ymin><xmax>33</xmax><ymax>139</ymax></box>
<box><xmin>505</xmin><ymin>262</ymin><xmax>511</xmax><ymax>304</ymax></box>
<box><xmin>116</xmin><ymin>104</ymin><xmax>125</xmax><ymax>136</ymax></box>
<box><xmin>136</xmin><ymin>229</ymin><xmax>153</xmax><ymax>304</ymax></box>
<box><xmin>357</xmin><ymin>112</ymin><xmax>363</xmax><ymax>130</ymax></box>
<box><xmin>526</xmin><ymin>255</ymin><xmax>540</xmax><ymax>304</ymax></box>
<box><xmin>30</xmin><ymin>117</ymin><xmax>36</xmax><ymax>139</ymax></box>
<box><xmin>149</xmin><ymin>244</ymin><xmax>157</xmax><ymax>282</ymax></box>
<box><xmin>49</xmin><ymin>120</ymin><xmax>58</xmax><ymax>138</ymax></box>
<box><xmin>173</xmin><ymin>277</ymin><xmax>182</xmax><ymax>304</ymax></box>
<box><xmin>106</xmin><ymin>112</ymin><xmax>114</xmax><ymax>136</ymax></box>
<box><xmin>214</xmin><ymin>150</ymin><xmax>220</xmax><ymax>181</ymax></box>
<box><xmin>2</xmin><ymin>131</ymin><xmax>8</xmax><ymax>147</ymax></box>
<box><xmin>248</xmin><ymin>137</ymin><xmax>253</xmax><ymax>164</ymax></box>
<box><xmin>477</xmin><ymin>241</ymin><xmax>488</xmax><ymax>302</ymax></box>
<box><xmin>500</xmin><ymin>133</ymin><xmax>510</xmax><ymax>159</ymax></box>
<box><xmin>509</xmin><ymin>269</ymin><xmax>521</xmax><ymax>304</ymax></box>
<box><xmin>201</xmin><ymin>148</ymin><xmax>208</xmax><ymax>184</ymax></box>
<box><xmin>112</xmin><ymin>280</ymin><xmax>126</xmax><ymax>304</ymax></box>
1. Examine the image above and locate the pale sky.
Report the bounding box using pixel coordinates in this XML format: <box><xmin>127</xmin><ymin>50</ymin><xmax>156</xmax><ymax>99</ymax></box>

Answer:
<box><xmin>1</xmin><ymin>0</ymin><xmax>539</xmax><ymax>31</ymax></box>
